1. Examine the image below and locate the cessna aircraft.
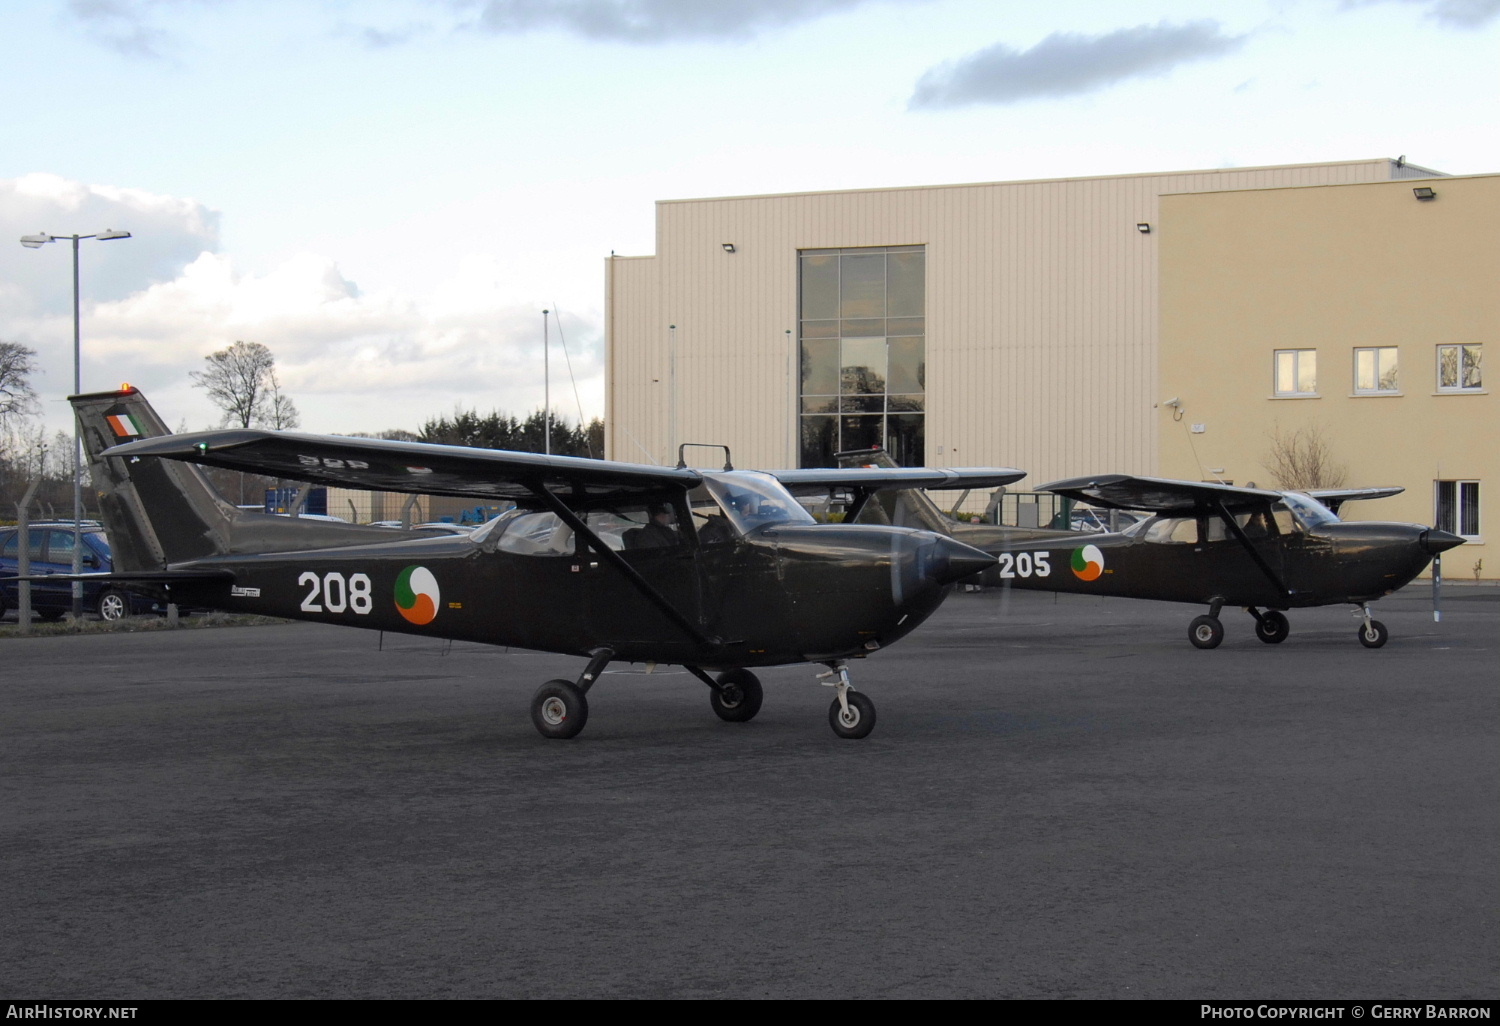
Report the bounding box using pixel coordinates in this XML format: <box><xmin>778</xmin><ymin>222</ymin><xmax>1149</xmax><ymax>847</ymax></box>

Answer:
<box><xmin>61</xmin><ymin>387</ymin><xmax>1017</xmax><ymax>740</ymax></box>
<box><xmin>828</xmin><ymin>451</ymin><xmax>1464</xmax><ymax>650</ymax></box>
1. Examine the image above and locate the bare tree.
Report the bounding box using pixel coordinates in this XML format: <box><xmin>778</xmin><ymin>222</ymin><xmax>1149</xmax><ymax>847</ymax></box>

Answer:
<box><xmin>0</xmin><ymin>341</ymin><xmax>39</xmax><ymax>428</ymax></box>
<box><xmin>1262</xmin><ymin>424</ymin><xmax>1348</xmax><ymax>490</ymax></box>
<box><xmin>191</xmin><ymin>340</ymin><xmax>283</xmax><ymax>428</ymax></box>
<box><xmin>265</xmin><ymin>367</ymin><xmax>300</xmax><ymax>430</ymax></box>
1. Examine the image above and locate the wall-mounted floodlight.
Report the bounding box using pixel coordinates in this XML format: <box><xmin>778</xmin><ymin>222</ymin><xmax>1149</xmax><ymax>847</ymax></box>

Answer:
<box><xmin>1136</xmin><ymin>223</ymin><xmax>1151</xmax><ymax>233</ymax></box>
<box><xmin>1413</xmin><ymin>187</ymin><xmax>1436</xmax><ymax>201</ymax></box>
<box><xmin>721</xmin><ymin>243</ymin><xmax>736</xmax><ymax>253</ymax></box>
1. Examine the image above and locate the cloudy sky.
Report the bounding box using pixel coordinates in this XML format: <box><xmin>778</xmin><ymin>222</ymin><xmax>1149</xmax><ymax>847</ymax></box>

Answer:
<box><xmin>3</xmin><ymin>0</ymin><xmax>1498</xmax><ymax>438</ymax></box>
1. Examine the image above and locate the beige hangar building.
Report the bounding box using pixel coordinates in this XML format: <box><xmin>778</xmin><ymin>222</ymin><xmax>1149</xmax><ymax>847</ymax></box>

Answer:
<box><xmin>604</xmin><ymin>158</ymin><xmax>1492</xmax><ymax>575</ymax></box>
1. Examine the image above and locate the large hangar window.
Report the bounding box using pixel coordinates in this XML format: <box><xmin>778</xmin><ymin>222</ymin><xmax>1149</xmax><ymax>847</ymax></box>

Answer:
<box><xmin>798</xmin><ymin>245</ymin><xmax>925</xmax><ymax>468</ymax></box>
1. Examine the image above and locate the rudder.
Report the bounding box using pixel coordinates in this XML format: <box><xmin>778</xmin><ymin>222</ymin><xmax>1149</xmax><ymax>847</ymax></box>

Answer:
<box><xmin>72</xmin><ymin>387</ymin><xmax>237</xmax><ymax>569</ymax></box>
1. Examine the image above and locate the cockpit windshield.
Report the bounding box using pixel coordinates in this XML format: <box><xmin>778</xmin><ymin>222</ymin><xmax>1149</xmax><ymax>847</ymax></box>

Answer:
<box><xmin>701</xmin><ymin>472</ymin><xmax>814</xmax><ymax>536</ymax></box>
<box><xmin>1281</xmin><ymin>492</ymin><xmax>1341</xmax><ymax>529</ymax></box>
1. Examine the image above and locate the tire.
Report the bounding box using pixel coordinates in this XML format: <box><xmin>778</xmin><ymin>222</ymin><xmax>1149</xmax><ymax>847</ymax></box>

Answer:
<box><xmin>710</xmin><ymin>669</ymin><xmax>764</xmax><ymax>723</ymax></box>
<box><xmin>1358</xmin><ymin>619</ymin><xmax>1389</xmax><ymax>649</ymax></box>
<box><xmin>531</xmin><ymin>679</ymin><xmax>588</xmax><ymax>739</ymax></box>
<box><xmin>1188</xmin><ymin>615</ymin><xmax>1224</xmax><ymax>649</ymax></box>
<box><xmin>97</xmin><ymin>587</ymin><xmax>131</xmax><ymax>622</ymax></box>
<box><xmin>828</xmin><ymin>691</ymin><xmax>876</xmax><ymax>740</ymax></box>
<box><xmin>1254</xmin><ymin>610</ymin><xmax>1289</xmax><ymax>645</ymax></box>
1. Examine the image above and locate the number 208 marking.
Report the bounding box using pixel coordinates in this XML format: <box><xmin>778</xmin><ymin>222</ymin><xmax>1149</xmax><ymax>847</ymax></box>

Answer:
<box><xmin>997</xmin><ymin>552</ymin><xmax>1051</xmax><ymax>578</ymax></box>
<box><xmin>299</xmin><ymin>572</ymin><xmax>373</xmax><ymax>614</ymax></box>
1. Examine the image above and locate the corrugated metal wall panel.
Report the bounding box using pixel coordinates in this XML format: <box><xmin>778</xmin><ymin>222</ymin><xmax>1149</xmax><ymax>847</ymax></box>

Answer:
<box><xmin>609</xmin><ymin>159</ymin><xmax>1406</xmax><ymax>481</ymax></box>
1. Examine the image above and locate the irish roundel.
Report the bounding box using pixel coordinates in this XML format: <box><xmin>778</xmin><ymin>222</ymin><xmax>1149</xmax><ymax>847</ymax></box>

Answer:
<box><xmin>395</xmin><ymin>566</ymin><xmax>441</xmax><ymax>625</ymax></box>
<box><xmin>1071</xmin><ymin>545</ymin><xmax>1104</xmax><ymax>582</ymax></box>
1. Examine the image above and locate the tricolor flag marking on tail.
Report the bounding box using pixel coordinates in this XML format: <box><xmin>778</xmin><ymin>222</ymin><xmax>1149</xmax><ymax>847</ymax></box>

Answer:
<box><xmin>105</xmin><ymin>409</ymin><xmax>144</xmax><ymax>438</ymax></box>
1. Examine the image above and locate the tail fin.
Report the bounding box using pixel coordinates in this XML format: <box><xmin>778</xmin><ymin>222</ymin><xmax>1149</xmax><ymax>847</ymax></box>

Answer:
<box><xmin>72</xmin><ymin>387</ymin><xmax>238</xmax><ymax>569</ymax></box>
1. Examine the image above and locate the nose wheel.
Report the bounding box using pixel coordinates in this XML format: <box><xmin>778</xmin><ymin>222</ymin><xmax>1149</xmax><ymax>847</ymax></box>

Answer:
<box><xmin>819</xmin><ymin>662</ymin><xmax>876</xmax><ymax>739</ymax></box>
<box><xmin>1356</xmin><ymin>606</ymin><xmax>1389</xmax><ymax>648</ymax></box>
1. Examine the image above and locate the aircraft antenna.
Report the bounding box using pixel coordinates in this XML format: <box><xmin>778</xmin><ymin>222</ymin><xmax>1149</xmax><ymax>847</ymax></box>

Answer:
<box><xmin>542</xmin><ymin>309</ymin><xmax>551</xmax><ymax>456</ymax></box>
<box><xmin>551</xmin><ymin>304</ymin><xmax>595</xmax><ymax>459</ymax></box>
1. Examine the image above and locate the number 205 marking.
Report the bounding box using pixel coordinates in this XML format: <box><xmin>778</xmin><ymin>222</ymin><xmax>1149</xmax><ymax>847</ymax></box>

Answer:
<box><xmin>298</xmin><ymin>572</ymin><xmax>373</xmax><ymax>614</ymax></box>
<box><xmin>997</xmin><ymin>552</ymin><xmax>1051</xmax><ymax>579</ymax></box>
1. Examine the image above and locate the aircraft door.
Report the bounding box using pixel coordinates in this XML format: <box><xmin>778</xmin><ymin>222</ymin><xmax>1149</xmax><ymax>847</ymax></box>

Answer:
<box><xmin>1202</xmin><ymin>507</ymin><xmax>1291</xmax><ymax>606</ymax></box>
<box><xmin>576</xmin><ymin>498</ymin><xmax>705</xmax><ymax>651</ymax></box>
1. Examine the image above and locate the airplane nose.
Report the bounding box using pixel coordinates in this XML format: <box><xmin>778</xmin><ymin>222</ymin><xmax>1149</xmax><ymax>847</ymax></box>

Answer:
<box><xmin>927</xmin><ymin>535</ymin><xmax>997</xmax><ymax>585</ymax></box>
<box><xmin>1421</xmin><ymin>529</ymin><xmax>1465</xmax><ymax>555</ymax></box>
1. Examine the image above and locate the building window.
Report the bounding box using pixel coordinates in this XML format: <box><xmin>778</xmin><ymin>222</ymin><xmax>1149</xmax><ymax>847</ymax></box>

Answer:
<box><xmin>1274</xmin><ymin>349</ymin><xmax>1317</xmax><ymax>396</ymax></box>
<box><xmin>1435</xmin><ymin>480</ymin><xmax>1481</xmax><ymax>540</ymax></box>
<box><xmin>1354</xmin><ymin>347</ymin><xmax>1399</xmax><ymax>394</ymax></box>
<box><xmin>799</xmin><ymin>246</ymin><xmax>925</xmax><ymax>467</ymax></box>
<box><xmin>1437</xmin><ymin>344</ymin><xmax>1483</xmax><ymax>391</ymax></box>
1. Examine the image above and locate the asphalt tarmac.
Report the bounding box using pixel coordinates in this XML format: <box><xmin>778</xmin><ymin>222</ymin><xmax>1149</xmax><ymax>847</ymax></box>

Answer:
<box><xmin>2</xmin><ymin>585</ymin><xmax>1495</xmax><ymax>999</ymax></box>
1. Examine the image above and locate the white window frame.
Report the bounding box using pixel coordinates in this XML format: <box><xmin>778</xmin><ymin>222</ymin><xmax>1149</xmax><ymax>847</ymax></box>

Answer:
<box><xmin>1353</xmin><ymin>346</ymin><xmax>1399</xmax><ymax>395</ymax></box>
<box><xmin>1436</xmin><ymin>344</ymin><xmax>1483</xmax><ymax>393</ymax></box>
<box><xmin>1274</xmin><ymin>349</ymin><xmax>1318</xmax><ymax>397</ymax></box>
<box><xmin>1434</xmin><ymin>480</ymin><xmax>1481</xmax><ymax>541</ymax></box>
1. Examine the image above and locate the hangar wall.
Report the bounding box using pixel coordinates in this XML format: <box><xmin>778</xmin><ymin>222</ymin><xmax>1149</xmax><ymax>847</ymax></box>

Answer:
<box><xmin>1159</xmin><ymin>173</ymin><xmax>1497</xmax><ymax>575</ymax></box>
<box><xmin>606</xmin><ymin>158</ymin><xmax>1430</xmax><ymax>485</ymax></box>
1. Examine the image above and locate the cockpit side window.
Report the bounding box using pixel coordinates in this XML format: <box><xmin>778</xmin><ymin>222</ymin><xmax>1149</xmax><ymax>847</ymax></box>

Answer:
<box><xmin>1143</xmin><ymin>516</ymin><xmax>1200</xmax><ymax>544</ymax></box>
<box><xmin>1204</xmin><ymin>509</ymin><xmax>1275</xmax><ymax>542</ymax></box>
<box><xmin>495</xmin><ymin>511</ymin><xmax>574</xmax><ymax>555</ymax></box>
<box><xmin>1269</xmin><ymin>503</ymin><xmax>1302</xmax><ymax>536</ymax></box>
<box><xmin>689</xmin><ymin>485</ymin><xmax>736</xmax><ymax>546</ymax></box>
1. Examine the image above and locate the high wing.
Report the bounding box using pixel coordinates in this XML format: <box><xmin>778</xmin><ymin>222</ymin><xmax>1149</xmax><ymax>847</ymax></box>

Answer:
<box><xmin>1305</xmin><ymin>486</ymin><xmax>1403</xmax><ymax>514</ymax></box>
<box><xmin>105</xmin><ymin>429</ymin><xmax>701</xmax><ymax>506</ymax></box>
<box><xmin>771</xmin><ymin>467</ymin><xmax>1026</xmax><ymax>495</ymax></box>
<box><xmin>1039</xmin><ymin>474</ymin><xmax>1288</xmax><ymax>514</ymax></box>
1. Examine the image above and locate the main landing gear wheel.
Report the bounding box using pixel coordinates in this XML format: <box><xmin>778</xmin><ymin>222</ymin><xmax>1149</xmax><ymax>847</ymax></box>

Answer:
<box><xmin>531</xmin><ymin>679</ymin><xmax>588</xmax><ymax>739</ymax></box>
<box><xmin>1254</xmin><ymin>610</ymin><xmax>1290</xmax><ymax>645</ymax></box>
<box><xmin>96</xmin><ymin>587</ymin><xmax>131</xmax><ymax>621</ymax></box>
<box><xmin>1188</xmin><ymin>615</ymin><xmax>1225</xmax><ymax>649</ymax></box>
<box><xmin>1358</xmin><ymin>620</ymin><xmax>1389</xmax><ymax>649</ymax></box>
<box><xmin>710</xmin><ymin>669</ymin><xmax>763</xmax><ymax>723</ymax></box>
<box><xmin>829</xmin><ymin>691</ymin><xmax>876</xmax><ymax>740</ymax></box>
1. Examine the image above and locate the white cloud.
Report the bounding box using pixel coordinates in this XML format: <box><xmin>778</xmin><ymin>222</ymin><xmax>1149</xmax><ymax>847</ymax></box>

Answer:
<box><xmin>910</xmin><ymin>20</ymin><xmax>1250</xmax><ymax>109</ymax></box>
<box><xmin>456</xmin><ymin>0</ymin><xmax>908</xmax><ymax>43</ymax></box>
<box><xmin>1</xmin><ymin>175</ymin><xmax>601</xmax><ymax>438</ymax></box>
<box><xmin>1344</xmin><ymin>0</ymin><xmax>1500</xmax><ymax>28</ymax></box>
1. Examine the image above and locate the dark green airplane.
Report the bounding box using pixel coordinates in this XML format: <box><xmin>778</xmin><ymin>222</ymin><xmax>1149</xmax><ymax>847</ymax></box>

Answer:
<box><xmin>60</xmin><ymin>387</ymin><xmax>1017</xmax><ymax>740</ymax></box>
<box><xmin>831</xmin><ymin>450</ymin><xmax>1465</xmax><ymax>650</ymax></box>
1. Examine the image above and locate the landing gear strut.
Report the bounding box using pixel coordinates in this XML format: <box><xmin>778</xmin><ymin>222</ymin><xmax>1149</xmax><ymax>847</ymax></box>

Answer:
<box><xmin>819</xmin><ymin>662</ymin><xmax>876</xmax><ymax>739</ymax></box>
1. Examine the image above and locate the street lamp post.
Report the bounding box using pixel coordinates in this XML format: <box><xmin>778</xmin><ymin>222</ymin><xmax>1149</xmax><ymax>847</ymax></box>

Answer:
<box><xmin>20</xmin><ymin>229</ymin><xmax>132</xmax><ymax>619</ymax></box>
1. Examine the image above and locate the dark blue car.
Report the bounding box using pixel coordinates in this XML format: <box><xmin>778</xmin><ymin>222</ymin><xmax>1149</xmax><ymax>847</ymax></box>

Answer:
<box><xmin>0</xmin><ymin>523</ymin><xmax>158</xmax><ymax>620</ymax></box>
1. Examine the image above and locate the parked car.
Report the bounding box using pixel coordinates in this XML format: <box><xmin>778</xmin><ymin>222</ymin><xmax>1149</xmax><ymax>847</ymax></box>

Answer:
<box><xmin>410</xmin><ymin>522</ymin><xmax>476</xmax><ymax>536</ymax></box>
<box><xmin>0</xmin><ymin>523</ymin><xmax>159</xmax><ymax>621</ymax></box>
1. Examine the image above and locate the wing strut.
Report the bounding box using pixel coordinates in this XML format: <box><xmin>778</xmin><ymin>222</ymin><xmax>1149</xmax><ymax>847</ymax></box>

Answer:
<box><xmin>529</xmin><ymin>483</ymin><xmax>720</xmax><ymax>648</ymax></box>
<box><xmin>1213</xmin><ymin>499</ymin><xmax>1290</xmax><ymax>603</ymax></box>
